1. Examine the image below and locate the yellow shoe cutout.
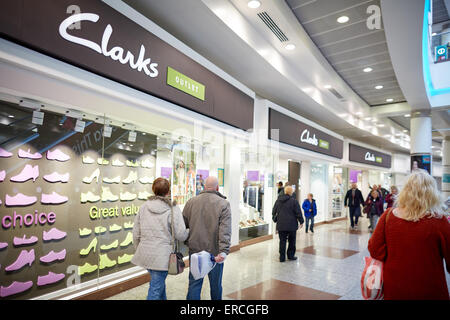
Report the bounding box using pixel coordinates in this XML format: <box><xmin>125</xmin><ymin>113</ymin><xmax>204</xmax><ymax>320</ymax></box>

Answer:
<box><xmin>95</xmin><ymin>226</ymin><xmax>107</xmax><ymax>234</ymax></box>
<box><xmin>120</xmin><ymin>191</ymin><xmax>137</xmax><ymax>201</ymax></box>
<box><xmin>82</xmin><ymin>155</ymin><xmax>95</xmax><ymax>164</ymax></box>
<box><xmin>138</xmin><ymin>176</ymin><xmax>154</xmax><ymax>184</ymax></box>
<box><xmin>100</xmin><ymin>240</ymin><xmax>118</xmax><ymax>251</ymax></box>
<box><xmin>97</xmin><ymin>158</ymin><xmax>109</xmax><ymax>165</ymax></box>
<box><xmin>99</xmin><ymin>253</ymin><xmax>116</xmax><ymax>270</ymax></box>
<box><xmin>80</xmin><ymin>237</ymin><xmax>97</xmax><ymax>256</ymax></box>
<box><xmin>111</xmin><ymin>159</ymin><xmax>124</xmax><ymax>167</ymax></box>
<box><xmin>82</xmin><ymin>168</ymin><xmax>100</xmax><ymax>184</ymax></box>
<box><xmin>101</xmin><ymin>187</ymin><xmax>119</xmax><ymax>202</ymax></box>
<box><xmin>79</xmin><ymin>228</ymin><xmax>92</xmax><ymax>236</ymax></box>
<box><xmin>118</xmin><ymin>254</ymin><xmax>133</xmax><ymax>264</ymax></box>
<box><xmin>120</xmin><ymin>232</ymin><xmax>133</xmax><ymax>247</ymax></box>
<box><xmin>123</xmin><ymin>221</ymin><xmax>134</xmax><ymax>230</ymax></box>
<box><xmin>109</xmin><ymin>224</ymin><xmax>122</xmax><ymax>232</ymax></box>
<box><xmin>122</xmin><ymin>171</ymin><xmax>137</xmax><ymax>184</ymax></box>
<box><xmin>78</xmin><ymin>262</ymin><xmax>98</xmax><ymax>276</ymax></box>
<box><xmin>138</xmin><ymin>191</ymin><xmax>152</xmax><ymax>200</ymax></box>
<box><xmin>126</xmin><ymin>160</ymin><xmax>139</xmax><ymax>167</ymax></box>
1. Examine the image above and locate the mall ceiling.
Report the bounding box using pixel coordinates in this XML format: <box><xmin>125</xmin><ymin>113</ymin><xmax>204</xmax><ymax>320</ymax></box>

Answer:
<box><xmin>433</xmin><ymin>0</ymin><xmax>450</xmax><ymax>24</ymax></box>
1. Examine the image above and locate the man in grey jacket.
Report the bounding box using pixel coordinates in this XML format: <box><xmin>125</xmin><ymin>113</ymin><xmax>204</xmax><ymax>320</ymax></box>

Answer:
<box><xmin>183</xmin><ymin>176</ymin><xmax>232</xmax><ymax>300</ymax></box>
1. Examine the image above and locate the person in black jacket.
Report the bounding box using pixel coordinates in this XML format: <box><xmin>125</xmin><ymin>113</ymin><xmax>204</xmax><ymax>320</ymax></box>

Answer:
<box><xmin>277</xmin><ymin>181</ymin><xmax>284</xmax><ymax>195</ymax></box>
<box><xmin>272</xmin><ymin>186</ymin><xmax>304</xmax><ymax>262</ymax></box>
<box><xmin>344</xmin><ymin>183</ymin><xmax>365</xmax><ymax>230</ymax></box>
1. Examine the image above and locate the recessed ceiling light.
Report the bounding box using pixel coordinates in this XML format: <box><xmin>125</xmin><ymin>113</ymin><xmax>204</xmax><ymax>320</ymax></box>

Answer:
<box><xmin>363</xmin><ymin>67</ymin><xmax>373</xmax><ymax>73</ymax></box>
<box><xmin>364</xmin><ymin>117</ymin><xmax>372</xmax><ymax>120</ymax></box>
<box><xmin>386</xmin><ymin>98</ymin><xmax>394</xmax><ymax>102</ymax></box>
<box><xmin>247</xmin><ymin>0</ymin><xmax>261</xmax><ymax>9</ymax></box>
<box><xmin>403</xmin><ymin>129</ymin><xmax>408</xmax><ymax>133</ymax></box>
<box><xmin>404</xmin><ymin>114</ymin><xmax>411</xmax><ymax>118</ymax></box>
<box><xmin>324</xmin><ymin>85</ymin><xmax>332</xmax><ymax>89</ymax></box>
<box><xmin>375</xmin><ymin>85</ymin><xmax>383</xmax><ymax>90</ymax></box>
<box><xmin>377</xmin><ymin>124</ymin><xmax>385</xmax><ymax>127</ymax></box>
<box><xmin>8</xmin><ymin>115</ymin><xmax>14</xmax><ymax>118</ymax></box>
<box><xmin>355</xmin><ymin>112</ymin><xmax>363</xmax><ymax>116</ymax></box>
<box><xmin>337</xmin><ymin>16</ymin><xmax>349</xmax><ymax>23</ymax></box>
<box><xmin>285</xmin><ymin>43</ymin><xmax>296</xmax><ymax>50</ymax></box>
<box><xmin>432</xmin><ymin>32</ymin><xmax>437</xmax><ymax>36</ymax></box>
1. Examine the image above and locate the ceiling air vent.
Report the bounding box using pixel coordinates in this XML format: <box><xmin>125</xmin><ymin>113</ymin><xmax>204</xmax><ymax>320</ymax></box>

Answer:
<box><xmin>327</xmin><ymin>88</ymin><xmax>346</xmax><ymax>102</ymax></box>
<box><xmin>257</xmin><ymin>11</ymin><xmax>289</xmax><ymax>42</ymax></box>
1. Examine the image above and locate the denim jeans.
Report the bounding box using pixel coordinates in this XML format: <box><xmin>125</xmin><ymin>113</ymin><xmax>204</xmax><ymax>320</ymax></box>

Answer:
<box><xmin>349</xmin><ymin>206</ymin><xmax>361</xmax><ymax>228</ymax></box>
<box><xmin>147</xmin><ymin>270</ymin><xmax>168</xmax><ymax>300</ymax></box>
<box><xmin>305</xmin><ymin>217</ymin><xmax>314</xmax><ymax>232</ymax></box>
<box><xmin>187</xmin><ymin>262</ymin><xmax>224</xmax><ymax>300</ymax></box>
<box><xmin>370</xmin><ymin>215</ymin><xmax>380</xmax><ymax>231</ymax></box>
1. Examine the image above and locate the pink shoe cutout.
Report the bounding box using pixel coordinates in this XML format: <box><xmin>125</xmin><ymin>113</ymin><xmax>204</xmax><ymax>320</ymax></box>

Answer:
<box><xmin>18</xmin><ymin>148</ymin><xmax>42</xmax><ymax>160</ymax></box>
<box><xmin>10</xmin><ymin>164</ymin><xmax>39</xmax><ymax>182</ymax></box>
<box><xmin>5</xmin><ymin>193</ymin><xmax>37</xmax><ymax>206</ymax></box>
<box><xmin>0</xmin><ymin>147</ymin><xmax>13</xmax><ymax>158</ymax></box>
<box><xmin>0</xmin><ymin>242</ymin><xmax>8</xmax><ymax>250</ymax></box>
<box><xmin>0</xmin><ymin>170</ymin><xmax>5</xmax><ymax>182</ymax></box>
<box><xmin>43</xmin><ymin>228</ymin><xmax>66</xmax><ymax>241</ymax></box>
<box><xmin>40</xmin><ymin>249</ymin><xmax>66</xmax><ymax>263</ymax></box>
<box><xmin>41</xmin><ymin>191</ymin><xmax>68</xmax><ymax>204</ymax></box>
<box><xmin>13</xmin><ymin>235</ymin><xmax>38</xmax><ymax>246</ymax></box>
<box><xmin>5</xmin><ymin>249</ymin><xmax>35</xmax><ymax>272</ymax></box>
<box><xmin>47</xmin><ymin>148</ymin><xmax>70</xmax><ymax>162</ymax></box>
<box><xmin>43</xmin><ymin>172</ymin><xmax>69</xmax><ymax>183</ymax></box>
<box><xmin>37</xmin><ymin>272</ymin><xmax>65</xmax><ymax>286</ymax></box>
<box><xmin>0</xmin><ymin>281</ymin><xmax>33</xmax><ymax>297</ymax></box>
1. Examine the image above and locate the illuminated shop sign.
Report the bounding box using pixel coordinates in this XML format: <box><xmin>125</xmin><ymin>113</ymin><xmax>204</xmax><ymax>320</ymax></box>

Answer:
<box><xmin>349</xmin><ymin>144</ymin><xmax>391</xmax><ymax>168</ymax></box>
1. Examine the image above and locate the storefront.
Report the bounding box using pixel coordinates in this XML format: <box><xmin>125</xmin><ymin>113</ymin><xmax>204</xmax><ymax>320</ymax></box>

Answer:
<box><xmin>0</xmin><ymin>0</ymin><xmax>255</xmax><ymax>300</ymax></box>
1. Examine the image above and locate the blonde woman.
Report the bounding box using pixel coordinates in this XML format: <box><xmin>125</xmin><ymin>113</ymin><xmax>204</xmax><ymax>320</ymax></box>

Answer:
<box><xmin>368</xmin><ymin>169</ymin><xmax>450</xmax><ymax>300</ymax></box>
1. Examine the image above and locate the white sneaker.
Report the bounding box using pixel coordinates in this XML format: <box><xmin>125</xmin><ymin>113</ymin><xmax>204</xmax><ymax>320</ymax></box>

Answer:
<box><xmin>101</xmin><ymin>187</ymin><xmax>119</xmax><ymax>202</ymax></box>
<box><xmin>111</xmin><ymin>159</ymin><xmax>124</xmax><ymax>167</ymax></box>
<box><xmin>138</xmin><ymin>191</ymin><xmax>152</xmax><ymax>200</ymax></box>
<box><xmin>139</xmin><ymin>176</ymin><xmax>154</xmax><ymax>184</ymax></box>
<box><xmin>82</xmin><ymin>155</ymin><xmax>95</xmax><ymax>164</ymax></box>
<box><xmin>122</xmin><ymin>171</ymin><xmax>137</xmax><ymax>184</ymax></box>
<box><xmin>97</xmin><ymin>158</ymin><xmax>109</xmax><ymax>165</ymax></box>
<box><xmin>81</xmin><ymin>191</ymin><xmax>100</xmax><ymax>203</ymax></box>
<box><xmin>120</xmin><ymin>191</ymin><xmax>137</xmax><ymax>201</ymax></box>
<box><xmin>140</xmin><ymin>158</ymin><xmax>154</xmax><ymax>169</ymax></box>
<box><xmin>103</xmin><ymin>175</ymin><xmax>120</xmax><ymax>184</ymax></box>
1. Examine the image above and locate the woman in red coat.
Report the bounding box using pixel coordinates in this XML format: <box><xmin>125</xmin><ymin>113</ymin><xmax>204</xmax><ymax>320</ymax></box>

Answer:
<box><xmin>368</xmin><ymin>170</ymin><xmax>450</xmax><ymax>300</ymax></box>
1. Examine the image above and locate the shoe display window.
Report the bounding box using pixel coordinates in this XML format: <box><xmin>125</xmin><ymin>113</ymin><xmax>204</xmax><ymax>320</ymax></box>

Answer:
<box><xmin>331</xmin><ymin>166</ymin><xmax>348</xmax><ymax>219</ymax></box>
<box><xmin>310</xmin><ymin>162</ymin><xmax>329</xmax><ymax>223</ymax></box>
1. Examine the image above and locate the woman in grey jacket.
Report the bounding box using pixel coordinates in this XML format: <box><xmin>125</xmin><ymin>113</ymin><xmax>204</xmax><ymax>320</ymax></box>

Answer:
<box><xmin>132</xmin><ymin>178</ymin><xmax>189</xmax><ymax>300</ymax></box>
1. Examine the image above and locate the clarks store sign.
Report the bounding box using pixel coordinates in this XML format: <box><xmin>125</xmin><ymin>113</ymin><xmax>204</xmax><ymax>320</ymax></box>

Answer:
<box><xmin>349</xmin><ymin>144</ymin><xmax>391</xmax><ymax>168</ymax></box>
<box><xmin>0</xmin><ymin>0</ymin><xmax>252</xmax><ymax>130</ymax></box>
<box><xmin>269</xmin><ymin>109</ymin><xmax>343</xmax><ymax>159</ymax></box>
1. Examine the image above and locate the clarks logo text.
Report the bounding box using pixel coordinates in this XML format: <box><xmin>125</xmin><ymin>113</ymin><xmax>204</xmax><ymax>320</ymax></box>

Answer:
<box><xmin>300</xmin><ymin>129</ymin><xmax>318</xmax><ymax>146</ymax></box>
<box><xmin>365</xmin><ymin>152</ymin><xmax>376</xmax><ymax>162</ymax></box>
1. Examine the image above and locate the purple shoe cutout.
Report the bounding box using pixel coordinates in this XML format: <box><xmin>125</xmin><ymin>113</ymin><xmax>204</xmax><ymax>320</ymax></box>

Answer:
<box><xmin>13</xmin><ymin>235</ymin><xmax>38</xmax><ymax>246</ymax></box>
<box><xmin>18</xmin><ymin>148</ymin><xmax>42</xmax><ymax>160</ymax></box>
<box><xmin>47</xmin><ymin>149</ymin><xmax>70</xmax><ymax>162</ymax></box>
<box><xmin>37</xmin><ymin>272</ymin><xmax>65</xmax><ymax>286</ymax></box>
<box><xmin>5</xmin><ymin>193</ymin><xmax>37</xmax><ymax>206</ymax></box>
<box><xmin>0</xmin><ymin>147</ymin><xmax>13</xmax><ymax>158</ymax></box>
<box><xmin>40</xmin><ymin>249</ymin><xmax>66</xmax><ymax>263</ymax></box>
<box><xmin>0</xmin><ymin>242</ymin><xmax>8</xmax><ymax>250</ymax></box>
<box><xmin>0</xmin><ymin>170</ymin><xmax>5</xmax><ymax>182</ymax></box>
<box><xmin>41</xmin><ymin>191</ymin><xmax>68</xmax><ymax>205</ymax></box>
<box><xmin>10</xmin><ymin>164</ymin><xmax>39</xmax><ymax>182</ymax></box>
<box><xmin>5</xmin><ymin>249</ymin><xmax>35</xmax><ymax>272</ymax></box>
<box><xmin>43</xmin><ymin>228</ymin><xmax>66</xmax><ymax>241</ymax></box>
<box><xmin>0</xmin><ymin>281</ymin><xmax>33</xmax><ymax>297</ymax></box>
<box><xmin>43</xmin><ymin>172</ymin><xmax>69</xmax><ymax>183</ymax></box>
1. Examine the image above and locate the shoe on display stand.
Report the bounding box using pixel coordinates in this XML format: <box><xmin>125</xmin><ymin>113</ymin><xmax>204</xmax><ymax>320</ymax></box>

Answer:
<box><xmin>80</xmin><ymin>191</ymin><xmax>100</xmax><ymax>203</ymax></box>
<box><xmin>101</xmin><ymin>187</ymin><xmax>119</xmax><ymax>202</ymax></box>
<box><xmin>78</xmin><ymin>262</ymin><xmax>98</xmax><ymax>276</ymax></box>
<box><xmin>100</xmin><ymin>240</ymin><xmax>118</xmax><ymax>251</ymax></box>
<box><xmin>120</xmin><ymin>232</ymin><xmax>133</xmax><ymax>247</ymax></box>
<box><xmin>40</xmin><ymin>249</ymin><xmax>66</xmax><ymax>263</ymax></box>
<box><xmin>43</xmin><ymin>228</ymin><xmax>66</xmax><ymax>241</ymax></box>
<box><xmin>37</xmin><ymin>272</ymin><xmax>65</xmax><ymax>286</ymax></box>
<box><xmin>82</xmin><ymin>168</ymin><xmax>100</xmax><ymax>184</ymax></box>
<box><xmin>0</xmin><ymin>147</ymin><xmax>13</xmax><ymax>158</ymax></box>
<box><xmin>47</xmin><ymin>149</ymin><xmax>70</xmax><ymax>162</ymax></box>
<box><xmin>5</xmin><ymin>249</ymin><xmax>35</xmax><ymax>271</ymax></box>
<box><xmin>18</xmin><ymin>148</ymin><xmax>42</xmax><ymax>160</ymax></box>
<box><xmin>0</xmin><ymin>281</ymin><xmax>33</xmax><ymax>298</ymax></box>
<box><xmin>10</xmin><ymin>164</ymin><xmax>39</xmax><ymax>182</ymax></box>
<box><xmin>111</xmin><ymin>159</ymin><xmax>124</xmax><ymax>167</ymax></box>
<box><xmin>122</xmin><ymin>171</ymin><xmax>137</xmax><ymax>184</ymax></box>
<box><xmin>5</xmin><ymin>193</ymin><xmax>37</xmax><ymax>206</ymax></box>
<box><xmin>82</xmin><ymin>155</ymin><xmax>95</xmax><ymax>164</ymax></box>
<box><xmin>99</xmin><ymin>253</ymin><xmax>117</xmax><ymax>269</ymax></box>
<box><xmin>41</xmin><ymin>191</ymin><xmax>68</xmax><ymax>205</ymax></box>
<box><xmin>80</xmin><ymin>238</ymin><xmax>98</xmax><ymax>256</ymax></box>
<box><xmin>43</xmin><ymin>171</ymin><xmax>69</xmax><ymax>183</ymax></box>
<box><xmin>13</xmin><ymin>235</ymin><xmax>38</xmax><ymax>246</ymax></box>
<box><xmin>79</xmin><ymin>228</ymin><xmax>92</xmax><ymax>236</ymax></box>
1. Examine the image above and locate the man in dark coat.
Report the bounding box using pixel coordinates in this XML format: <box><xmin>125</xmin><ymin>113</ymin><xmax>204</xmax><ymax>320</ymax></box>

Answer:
<box><xmin>272</xmin><ymin>186</ymin><xmax>304</xmax><ymax>262</ymax></box>
<box><xmin>344</xmin><ymin>183</ymin><xmax>365</xmax><ymax>230</ymax></box>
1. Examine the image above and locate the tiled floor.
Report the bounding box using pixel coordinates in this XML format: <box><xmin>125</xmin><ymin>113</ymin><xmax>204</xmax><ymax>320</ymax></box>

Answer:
<box><xmin>106</xmin><ymin>218</ymin><xmax>450</xmax><ymax>300</ymax></box>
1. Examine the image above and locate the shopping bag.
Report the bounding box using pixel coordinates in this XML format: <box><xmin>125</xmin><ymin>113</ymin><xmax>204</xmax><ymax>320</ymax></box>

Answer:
<box><xmin>189</xmin><ymin>251</ymin><xmax>216</xmax><ymax>280</ymax></box>
<box><xmin>361</xmin><ymin>256</ymin><xmax>384</xmax><ymax>300</ymax></box>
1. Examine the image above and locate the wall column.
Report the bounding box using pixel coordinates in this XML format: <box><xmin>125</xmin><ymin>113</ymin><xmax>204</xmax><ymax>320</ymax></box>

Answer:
<box><xmin>410</xmin><ymin>112</ymin><xmax>432</xmax><ymax>174</ymax></box>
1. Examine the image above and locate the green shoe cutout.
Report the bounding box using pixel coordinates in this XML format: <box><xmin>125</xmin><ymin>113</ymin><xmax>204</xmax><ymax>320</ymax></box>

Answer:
<box><xmin>80</xmin><ymin>238</ymin><xmax>97</xmax><ymax>256</ymax></box>
<box><xmin>95</xmin><ymin>226</ymin><xmax>107</xmax><ymax>234</ymax></box>
<box><xmin>79</xmin><ymin>227</ymin><xmax>92</xmax><ymax>236</ymax></box>
<box><xmin>99</xmin><ymin>253</ymin><xmax>116</xmax><ymax>270</ymax></box>
<box><xmin>109</xmin><ymin>224</ymin><xmax>122</xmax><ymax>232</ymax></box>
<box><xmin>78</xmin><ymin>262</ymin><xmax>98</xmax><ymax>276</ymax></box>
<box><xmin>123</xmin><ymin>221</ymin><xmax>134</xmax><ymax>229</ymax></box>
<box><xmin>118</xmin><ymin>254</ymin><xmax>133</xmax><ymax>264</ymax></box>
<box><xmin>100</xmin><ymin>240</ymin><xmax>118</xmax><ymax>251</ymax></box>
<box><xmin>120</xmin><ymin>232</ymin><xmax>133</xmax><ymax>247</ymax></box>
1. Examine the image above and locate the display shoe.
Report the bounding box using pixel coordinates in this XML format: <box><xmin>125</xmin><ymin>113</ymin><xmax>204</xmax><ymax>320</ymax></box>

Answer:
<box><xmin>140</xmin><ymin>158</ymin><xmax>154</xmax><ymax>169</ymax></box>
<box><xmin>139</xmin><ymin>176</ymin><xmax>154</xmax><ymax>184</ymax></box>
<box><xmin>0</xmin><ymin>281</ymin><xmax>33</xmax><ymax>298</ymax></box>
<box><xmin>109</xmin><ymin>224</ymin><xmax>122</xmax><ymax>232</ymax></box>
<box><xmin>37</xmin><ymin>272</ymin><xmax>65</xmax><ymax>286</ymax></box>
<box><xmin>122</xmin><ymin>171</ymin><xmax>137</xmax><ymax>184</ymax></box>
<box><xmin>0</xmin><ymin>242</ymin><xmax>8</xmax><ymax>250</ymax></box>
<box><xmin>138</xmin><ymin>190</ymin><xmax>152</xmax><ymax>200</ymax></box>
<box><xmin>10</xmin><ymin>164</ymin><xmax>39</xmax><ymax>182</ymax></box>
<box><xmin>46</xmin><ymin>148</ymin><xmax>70</xmax><ymax>162</ymax></box>
<box><xmin>0</xmin><ymin>170</ymin><xmax>6</xmax><ymax>182</ymax></box>
<box><xmin>120</xmin><ymin>232</ymin><xmax>133</xmax><ymax>247</ymax></box>
<box><xmin>100</xmin><ymin>239</ymin><xmax>118</xmax><ymax>251</ymax></box>
<box><xmin>43</xmin><ymin>227</ymin><xmax>67</xmax><ymax>241</ymax></box>
<box><xmin>40</xmin><ymin>249</ymin><xmax>66</xmax><ymax>263</ymax></box>
<box><xmin>0</xmin><ymin>147</ymin><xmax>13</xmax><ymax>158</ymax></box>
<box><xmin>120</xmin><ymin>191</ymin><xmax>137</xmax><ymax>201</ymax></box>
<box><xmin>79</xmin><ymin>227</ymin><xmax>92</xmax><ymax>236</ymax></box>
<box><xmin>118</xmin><ymin>253</ymin><xmax>133</xmax><ymax>264</ymax></box>
<box><xmin>111</xmin><ymin>159</ymin><xmax>124</xmax><ymax>167</ymax></box>
<box><xmin>5</xmin><ymin>249</ymin><xmax>35</xmax><ymax>271</ymax></box>
<box><xmin>13</xmin><ymin>235</ymin><xmax>38</xmax><ymax>246</ymax></box>
<box><xmin>80</xmin><ymin>238</ymin><xmax>98</xmax><ymax>256</ymax></box>
<box><xmin>101</xmin><ymin>187</ymin><xmax>119</xmax><ymax>202</ymax></box>
<box><xmin>80</xmin><ymin>191</ymin><xmax>100</xmax><ymax>203</ymax></box>
<box><xmin>78</xmin><ymin>262</ymin><xmax>98</xmax><ymax>276</ymax></box>
<box><xmin>5</xmin><ymin>193</ymin><xmax>37</xmax><ymax>206</ymax></box>
<box><xmin>82</xmin><ymin>155</ymin><xmax>95</xmax><ymax>164</ymax></box>
<box><xmin>99</xmin><ymin>253</ymin><xmax>117</xmax><ymax>270</ymax></box>
<box><xmin>123</xmin><ymin>221</ymin><xmax>134</xmax><ymax>230</ymax></box>
<box><xmin>103</xmin><ymin>175</ymin><xmax>120</xmax><ymax>184</ymax></box>
<box><xmin>97</xmin><ymin>157</ymin><xmax>109</xmax><ymax>165</ymax></box>
<box><xmin>41</xmin><ymin>191</ymin><xmax>68</xmax><ymax>205</ymax></box>
<box><xmin>43</xmin><ymin>171</ymin><xmax>69</xmax><ymax>183</ymax></box>
<box><xmin>82</xmin><ymin>168</ymin><xmax>100</xmax><ymax>184</ymax></box>
<box><xmin>126</xmin><ymin>159</ymin><xmax>139</xmax><ymax>167</ymax></box>
<box><xmin>94</xmin><ymin>226</ymin><xmax>107</xmax><ymax>234</ymax></box>
<box><xmin>18</xmin><ymin>148</ymin><xmax>42</xmax><ymax>160</ymax></box>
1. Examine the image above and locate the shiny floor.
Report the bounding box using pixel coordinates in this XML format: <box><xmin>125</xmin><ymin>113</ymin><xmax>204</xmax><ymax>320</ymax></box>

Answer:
<box><xmin>107</xmin><ymin>218</ymin><xmax>450</xmax><ymax>300</ymax></box>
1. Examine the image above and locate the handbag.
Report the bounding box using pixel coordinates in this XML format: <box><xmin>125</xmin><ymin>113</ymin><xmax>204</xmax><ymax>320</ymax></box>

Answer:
<box><xmin>168</xmin><ymin>205</ymin><xmax>185</xmax><ymax>275</ymax></box>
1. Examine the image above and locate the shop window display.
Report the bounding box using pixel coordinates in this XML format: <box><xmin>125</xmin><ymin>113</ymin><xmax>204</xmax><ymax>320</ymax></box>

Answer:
<box><xmin>310</xmin><ymin>162</ymin><xmax>328</xmax><ymax>223</ymax></box>
<box><xmin>331</xmin><ymin>167</ymin><xmax>348</xmax><ymax>219</ymax></box>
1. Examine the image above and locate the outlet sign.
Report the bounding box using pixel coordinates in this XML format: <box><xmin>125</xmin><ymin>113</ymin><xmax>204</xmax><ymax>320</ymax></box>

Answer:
<box><xmin>349</xmin><ymin>143</ymin><xmax>391</xmax><ymax>168</ymax></box>
<box><xmin>269</xmin><ymin>109</ymin><xmax>343</xmax><ymax>159</ymax></box>
<box><xmin>0</xmin><ymin>0</ymin><xmax>253</xmax><ymax>130</ymax></box>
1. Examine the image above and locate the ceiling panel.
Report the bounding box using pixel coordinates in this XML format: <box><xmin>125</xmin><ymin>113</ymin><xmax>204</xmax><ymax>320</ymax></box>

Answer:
<box><xmin>433</xmin><ymin>0</ymin><xmax>450</xmax><ymax>24</ymax></box>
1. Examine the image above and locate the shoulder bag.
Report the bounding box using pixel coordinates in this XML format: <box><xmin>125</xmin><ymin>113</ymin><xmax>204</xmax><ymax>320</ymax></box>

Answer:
<box><xmin>168</xmin><ymin>205</ymin><xmax>185</xmax><ymax>275</ymax></box>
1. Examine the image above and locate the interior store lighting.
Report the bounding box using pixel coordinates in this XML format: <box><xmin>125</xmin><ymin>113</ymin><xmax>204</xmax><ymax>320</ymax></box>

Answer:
<box><xmin>337</xmin><ymin>16</ymin><xmax>349</xmax><ymax>23</ymax></box>
<box><xmin>404</xmin><ymin>114</ymin><xmax>411</xmax><ymax>118</ymax></box>
<box><xmin>363</xmin><ymin>67</ymin><xmax>373</xmax><ymax>72</ymax></box>
<box><xmin>247</xmin><ymin>0</ymin><xmax>261</xmax><ymax>9</ymax></box>
<box><xmin>386</xmin><ymin>98</ymin><xmax>394</xmax><ymax>102</ymax></box>
<box><xmin>375</xmin><ymin>85</ymin><xmax>383</xmax><ymax>90</ymax></box>
<box><xmin>285</xmin><ymin>43</ymin><xmax>296</xmax><ymax>50</ymax></box>
<box><xmin>324</xmin><ymin>85</ymin><xmax>332</xmax><ymax>89</ymax></box>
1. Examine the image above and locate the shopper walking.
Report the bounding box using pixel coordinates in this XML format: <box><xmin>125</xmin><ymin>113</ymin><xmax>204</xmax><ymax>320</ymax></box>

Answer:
<box><xmin>368</xmin><ymin>170</ymin><xmax>450</xmax><ymax>300</ymax></box>
<box><xmin>277</xmin><ymin>181</ymin><xmax>284</xmax><ymax>195</ymax></box>
<box><xmin>344</xmin><ymin>183</ymin><xmax>365</xmax><ymax>230</ymax></box>
<box><xmin>364</xmin><ymin>190</ymin><xmax>384</xmax><ymax>232</ymax></box>
<box><xmin>385</xmin><ymin>186</ymin><xmax>398</xmax><ymax>209</ymax></box>
<box><xmin>132</xmin><ymin>178</ymin><xmax>189</xmax><ymax>300</ymax></box>
<box><xmin>302</xmin><ymin>193</ymin><xmax>317</xmax><ymax>233</ymax></box>
<box><xmin>182</xmin><ymin>176</ymin><xmax>232</xmax><ymax>300</ymax></box>
<box><xmin>272</xmin><ymin>186</ymin><xmax>304</xmax><ymax>262</ymax></box>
